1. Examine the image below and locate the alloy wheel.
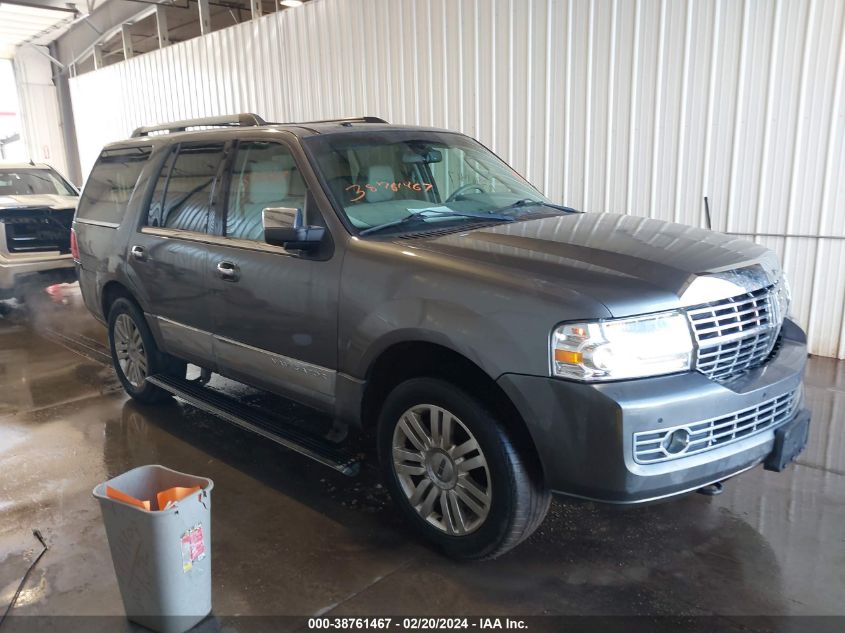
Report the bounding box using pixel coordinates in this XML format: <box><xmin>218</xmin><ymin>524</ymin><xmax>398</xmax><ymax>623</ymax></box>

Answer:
<box><xmin>114</xmin><ymin>313</ymin><xmax>148</xmax><ymax>388</ymax></box>
<box><xmin>392</xmin><ymin>404</ymin><xmax>492</xmax><ymax>535</ymax></box>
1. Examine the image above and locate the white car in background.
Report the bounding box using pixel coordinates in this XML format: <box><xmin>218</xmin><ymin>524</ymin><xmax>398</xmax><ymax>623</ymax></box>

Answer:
<box><xmin>0</xmin><ymin>163</ymin><xmax>79</xmax><ymax>300</ymax></box>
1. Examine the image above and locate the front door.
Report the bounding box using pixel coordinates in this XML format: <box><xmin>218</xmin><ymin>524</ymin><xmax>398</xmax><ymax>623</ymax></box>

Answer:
<box><xmin>202</xmin><ymin>139</ymin><xmax>341</xmax><ymax>410</ymax></box>
<box><xmin>128</xmin><ymin>142</ymin><xmax>227</xmax><ymax>366</ymax></box>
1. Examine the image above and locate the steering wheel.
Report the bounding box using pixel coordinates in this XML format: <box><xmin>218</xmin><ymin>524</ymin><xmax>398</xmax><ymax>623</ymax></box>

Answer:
<box><xmin>445</xmin><ymin>184</ymin><xmax>485</xmax><ymax>203</ymax></box>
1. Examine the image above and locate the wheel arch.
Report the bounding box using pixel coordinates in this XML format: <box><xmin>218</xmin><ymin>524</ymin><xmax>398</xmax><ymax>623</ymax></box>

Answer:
<box><xmin>360</xmin><ymin>340</ymin><xmax>545</xmax><ymax>484</ymax></box>
<box><xmin>100</xmin><ymin>280</ymin><xmax>168</xmax><ymax>353</ymax></box>
<box><xmin>101</xmin><ymin>280</ymin><xmax>135</xmax><ymax>320</ymax></box>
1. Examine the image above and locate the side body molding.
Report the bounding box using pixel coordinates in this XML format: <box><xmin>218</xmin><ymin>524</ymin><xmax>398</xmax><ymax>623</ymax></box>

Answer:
<box><xmin>151</xmin><ymin>315</ymin><xmax>337</xmax><ymax>411</ymax></box>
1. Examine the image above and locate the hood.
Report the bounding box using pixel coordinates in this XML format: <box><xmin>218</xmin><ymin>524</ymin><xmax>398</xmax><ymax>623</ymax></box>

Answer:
<box><xmin>0</xmin><ymin>194</ymin><xmax>78</xmax><ymax>211</ymax></box>
<box><xmin>404</xmin><ymin>212</ymin><xmax>782</xmax><ymax>317</ymax></box>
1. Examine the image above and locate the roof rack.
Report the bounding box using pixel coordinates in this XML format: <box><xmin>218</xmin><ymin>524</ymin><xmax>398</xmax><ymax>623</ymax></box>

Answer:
<box><xmin>288</xmin><ymin>116</ymin><xmax>388</xmax><ymax>125</ymax></box>
<box><xmin>131</xmin><ymin>113</ymin><xmax>267</xmax><ymax>138</ymax></box>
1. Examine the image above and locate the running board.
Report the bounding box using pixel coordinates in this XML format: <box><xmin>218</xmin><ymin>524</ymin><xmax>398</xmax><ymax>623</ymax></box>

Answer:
<box><xmin>146</xmin><ymin>374</ymin><xmax>361</xmax><ymax>476</ymax></box>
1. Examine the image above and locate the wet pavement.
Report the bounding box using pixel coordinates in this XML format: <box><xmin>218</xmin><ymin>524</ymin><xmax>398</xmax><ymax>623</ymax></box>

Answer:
<box><xmin>0</xmin><ymin>284</ymin><xmax>843</xmax><ymax>629</ymax></box>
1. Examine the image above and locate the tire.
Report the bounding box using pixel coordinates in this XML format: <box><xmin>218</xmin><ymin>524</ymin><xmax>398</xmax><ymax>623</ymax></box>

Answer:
<box><xmin>107</xmin><ymin>297</ymin><xmax>186</xmax><ymax>404</ymax></box>
<box><xmin>377</xmin><ymin>377</ymin><xmax>550</xmax><ymax>560</ymax></box>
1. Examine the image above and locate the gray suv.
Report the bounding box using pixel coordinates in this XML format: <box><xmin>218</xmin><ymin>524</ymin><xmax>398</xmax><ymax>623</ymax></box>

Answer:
<box><xmin>73</xmin><ymin>114</ymin><xmax>810</xmax><ymax>559</ymax></box>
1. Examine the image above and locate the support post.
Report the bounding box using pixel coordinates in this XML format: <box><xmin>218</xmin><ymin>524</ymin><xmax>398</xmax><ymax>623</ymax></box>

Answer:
<box><xmin>156</xmin><ymin>5</ymin><xmax>170</xmax><ymax>48</ymax></box>
<box><xmin>251</xmin><ymin>0</ymin><xmax>263</xmax><ymax>20</ymax></box>
<box><xmin>92</xmin><ymin>44</ymin><xmax>104</xmax><ymax>70</ymax></box>
<box><xmin>121</xmin><ymin>24</ymin><xmax>134</xmax><ymax>60</ymax></box>
<box><xmin>198</xmin><ymin>0</ymin><xmax>211</xmax><ymax>35</ymax></box>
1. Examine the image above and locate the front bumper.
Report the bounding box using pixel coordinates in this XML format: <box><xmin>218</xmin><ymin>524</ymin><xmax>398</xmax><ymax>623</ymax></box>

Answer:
<box><xmin>497</xmin><ymin>319</ymin><xmax>809</xmax><ymax>504</ymax></box>
<box><xmin>0</xmin><ymin>254</ymin><xmax>76</xmax><ymax>294</ymax></box>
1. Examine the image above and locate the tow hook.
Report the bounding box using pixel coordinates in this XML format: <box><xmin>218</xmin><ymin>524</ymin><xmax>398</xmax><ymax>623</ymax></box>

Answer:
<box><xmin>697</xmin><ymin>481</ymin><xmax>724</xmax><ymax>496</ymax></box>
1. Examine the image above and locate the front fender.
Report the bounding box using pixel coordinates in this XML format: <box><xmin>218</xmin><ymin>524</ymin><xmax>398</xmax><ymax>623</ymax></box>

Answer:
<box><xmin>345</xmin><ymin>298</ymin><xmax>526</xmax><ymax>380</ymax></box>
<box><xmin>337</xmin><ymin>237</ymin><xmax>613</xmax><ymax>380</ymax></box>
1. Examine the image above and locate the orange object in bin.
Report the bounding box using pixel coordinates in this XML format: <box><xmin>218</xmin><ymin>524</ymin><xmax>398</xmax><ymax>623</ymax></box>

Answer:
<box><xmin>157</xmin><ymin>486</ymin><xmax>201</xmax><ymax>511</ymax></box>
<box><xmin>105</xmin><ymin>486</ymin><xmax>151</xmax><ymax>511</ymax></box>
<box><xmin>105</xmin><ymin>484</ymin><xmax>201</xmax><ymax>511</ymax></box>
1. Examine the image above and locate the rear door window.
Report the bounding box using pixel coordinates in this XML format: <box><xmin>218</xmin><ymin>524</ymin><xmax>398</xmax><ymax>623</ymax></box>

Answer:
<box><xmin>77</xmin><ymin>146</ymin><xmax>151</xmax><ymax>224</ymax></box>
<box><xmin>146</xmin><ymin>143</ymin><xmax>225</xmax><ymax>233</ymax></box>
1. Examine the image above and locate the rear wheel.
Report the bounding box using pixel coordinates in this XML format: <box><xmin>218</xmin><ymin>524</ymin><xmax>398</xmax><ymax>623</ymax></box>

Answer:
<box><xmin>108</xmin><ymin>297</ymin><xmax>185</xmax><ymax>404</ymax></box>
<box><xmin>378</xmin><ymin>378</ymin><xmax>550</xmax><ymax>560</ymax></box>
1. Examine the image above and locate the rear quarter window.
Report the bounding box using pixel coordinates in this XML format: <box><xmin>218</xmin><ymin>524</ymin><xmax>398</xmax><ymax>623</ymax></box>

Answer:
<box><xmin>77</xmin><ymin>146</ymin><xmax>152</xmax><ymax>225</ymax></box>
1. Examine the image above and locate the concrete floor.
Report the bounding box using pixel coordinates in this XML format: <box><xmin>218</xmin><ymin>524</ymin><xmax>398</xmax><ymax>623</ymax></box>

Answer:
<box><xmin>1</xmin><ymin>284</ymin><xmax>843</xmax><ymax>631</ymax></box>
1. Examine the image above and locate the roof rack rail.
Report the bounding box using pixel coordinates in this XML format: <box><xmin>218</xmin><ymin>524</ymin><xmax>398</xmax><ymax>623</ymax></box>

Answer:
<box><xmin>131</xmin><ymin>113</ymin><xmax>267</xmax><ymax>138</ymax></box>
<box><xmin>289</xmin><ymin>116</ymin><xmax>388</xmax><ymax>125</ymax></box>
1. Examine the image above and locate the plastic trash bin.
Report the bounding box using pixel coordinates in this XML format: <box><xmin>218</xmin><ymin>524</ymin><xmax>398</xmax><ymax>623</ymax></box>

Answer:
<box><xmin>93</xmin><ymin>465</ymin><xmax>214</xmax><ymax>633</ymax></box>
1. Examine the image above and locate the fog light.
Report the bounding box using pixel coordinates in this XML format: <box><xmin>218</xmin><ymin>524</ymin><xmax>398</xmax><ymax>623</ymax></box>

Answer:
<box><xmin>663</xmin><ymin>428</ymin><xmax>691</xmax><ymax>455</ymax></box>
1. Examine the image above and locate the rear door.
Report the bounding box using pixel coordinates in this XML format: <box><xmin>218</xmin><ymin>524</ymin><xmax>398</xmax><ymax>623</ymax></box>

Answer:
<box><xmin>201</xmin><ymin>139</ymin><xmax>342</xmax><ymax>411</ymax></box>
<box><xmin>128</xmin><ymin>141</ymin><xmax>228</xmax><ymax>367</ymax></box>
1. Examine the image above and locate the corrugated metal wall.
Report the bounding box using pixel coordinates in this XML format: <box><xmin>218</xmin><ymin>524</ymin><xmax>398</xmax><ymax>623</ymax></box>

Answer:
<box><xmin>67</xmin><ymin>0</ymin><xmax>845</xmax><ymax>358</ymax></box>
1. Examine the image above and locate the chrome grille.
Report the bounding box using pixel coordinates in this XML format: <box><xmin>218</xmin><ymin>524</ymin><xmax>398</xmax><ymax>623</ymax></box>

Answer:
<box><xmin>687</xmin><ymin>285</ymin><xmax>782</xmax><ymax>381</ymax></box>
<box><xmin>634</xmin><ymin>389</ymin><xmax>798</xmax><ymax>464</ymax></box>
<box><xmin>1</xmin><ymin>208</ymin><xmax>74</xmax><ymax>254</ymax></box>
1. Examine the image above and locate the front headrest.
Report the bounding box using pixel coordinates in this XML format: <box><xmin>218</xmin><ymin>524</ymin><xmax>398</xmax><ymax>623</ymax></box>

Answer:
<box><xmin>366</xmin><ymin>165</ymin><xmax>395</xmax><ymax>202</ymax></box>
<box><xmin>246</xmin><ymin>163</ymin><xmax>289</xmax><ymax>204</ymax></box>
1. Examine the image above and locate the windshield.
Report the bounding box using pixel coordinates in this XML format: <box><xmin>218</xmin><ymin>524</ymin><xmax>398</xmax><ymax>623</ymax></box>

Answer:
<box><xmin>0</xmin><ymin>168</ymin><xmax>76</xmax><ymax>197</ymax></box>
<box><xmin>304</xmin><ymin>131</ymin><xmax>550</xmax><ymax>235</ymax></box>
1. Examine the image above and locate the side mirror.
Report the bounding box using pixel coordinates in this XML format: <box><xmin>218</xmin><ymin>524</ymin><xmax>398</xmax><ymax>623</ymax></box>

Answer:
<box><xmin>263</xmin><ymin>207</ymin><xmax>325</xmax><ymax>251</ymax></box>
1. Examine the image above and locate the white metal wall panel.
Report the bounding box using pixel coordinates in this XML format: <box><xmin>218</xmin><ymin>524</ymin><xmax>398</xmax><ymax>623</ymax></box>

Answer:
<box><xmin>68</xmin><ymin>0</ymin><xmax>845</xmax><ymax>358</ymax></box>
<box><xmin>13</xmin><ymin>46</ymin><xmax>69</xmax><ymax>177</ymax></box>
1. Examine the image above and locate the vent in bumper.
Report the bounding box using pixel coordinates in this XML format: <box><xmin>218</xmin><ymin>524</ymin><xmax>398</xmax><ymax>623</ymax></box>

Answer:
<box><xmin>633</xmin><ymin>389</ymin><xmax>799</xmax><ymax>464</ymax></box>
<box><xmin>687</xmin><ymin>285</ymin><xmax>783</xmax><ymax>381</ymax></box>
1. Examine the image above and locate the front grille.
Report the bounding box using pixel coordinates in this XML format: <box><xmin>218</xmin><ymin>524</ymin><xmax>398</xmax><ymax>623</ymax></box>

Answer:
<box><xmin>1</xmin><ymin>208</ymin><xmax>74</xmax><ymax>254</ymax></box>
<box><xmin>633</xmin><ymin>389</ymin><xmax>799</xmax><ymax>464</ymax></box>
<box><xmin>687</xmin><ymin>285</ymin><xmax>782</xmax><ymax>381</ymax></box>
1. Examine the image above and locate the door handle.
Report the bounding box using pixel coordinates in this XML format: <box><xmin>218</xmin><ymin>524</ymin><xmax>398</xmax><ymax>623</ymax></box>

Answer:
<box><xmin>216</xmin><ymin>261</ymin><xmax>239</xmax><ymax>281</ymax></box>
<box><xmin>130</xmin><ymin>245</ymin><xmax>146</xmax><ymax>261</ymax></box>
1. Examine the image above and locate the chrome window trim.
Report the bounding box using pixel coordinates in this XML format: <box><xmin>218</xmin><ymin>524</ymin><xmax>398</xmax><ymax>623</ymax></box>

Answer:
<box><xmin>140</xmin><ymin>226</ymin><xmax>290</xmax><ymax>255</ymax></box>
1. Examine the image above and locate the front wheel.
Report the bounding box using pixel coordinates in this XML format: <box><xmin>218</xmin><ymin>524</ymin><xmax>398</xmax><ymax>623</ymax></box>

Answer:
<box><xmin>108</xmin><ymin>297</ymin><xmax>185</xmax><ymax>404</ymax></box>
<box><xmin>377</xmin><ymin>378</ymin><xmax>550</xmax><ymax>560</ymax></box>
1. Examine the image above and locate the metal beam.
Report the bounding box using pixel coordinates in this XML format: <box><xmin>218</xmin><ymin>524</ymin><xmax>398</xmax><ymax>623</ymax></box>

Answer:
<box><xmin>198</xmin><ymin>0</ymin><xmax>211</xmax><ymax>36</ymax></box>
<box><xmin>92</xmin><ymin>43</ymin><xmax>104</xmax><ymax>70</ymax></box>
<box><xmin>0</xmin><ymin>0</ymin><xmax>79</xmax><ymax>14</ymax></box>
<box><xmin>50</xmin><ymin>39</ymin><xmax>81</xmax><ymax>183</ymax></box>
<box><xmin>121</xmin><ymin>23</ymin><xmax>134</xmax><ymax>60</ymax></box>
<box><xmin>82</xmin><ymin>17</ymin><xmax>102</xmax><ymax>36</ymax></box>
<box><xmin>155</xmin><ymin>5</ymin><xmax>169</xmax><ymax>49</ymax></box>
<box><xmin>250</xmin><ymin>0</ymin><xmax>262</xmax><ymax>20</ymax></box>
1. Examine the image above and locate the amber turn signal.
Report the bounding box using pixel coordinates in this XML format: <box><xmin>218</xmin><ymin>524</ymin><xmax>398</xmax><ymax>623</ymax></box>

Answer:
<box><xmin>554</xmin><ymin>349</ymin><xmax>583</xmax><ymax>364</ymax></box>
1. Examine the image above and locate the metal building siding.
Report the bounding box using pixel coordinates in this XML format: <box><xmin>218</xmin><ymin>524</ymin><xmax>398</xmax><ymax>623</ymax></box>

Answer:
<box><xmin>68</xmin><ymin>0</ymin><xmax>845</xmax><ymax>358</ymax></box>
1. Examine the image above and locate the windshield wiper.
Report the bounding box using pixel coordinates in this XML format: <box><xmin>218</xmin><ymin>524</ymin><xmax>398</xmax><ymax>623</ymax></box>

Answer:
<box><xmin>359</xmin><ymin>209</ymin><xmax>514</xmax><ymax>236</ymax></box>
<box><xmin>490</xmin><ymin>199</ymin><xmax>579</xmax><ymax>215</ymax></box>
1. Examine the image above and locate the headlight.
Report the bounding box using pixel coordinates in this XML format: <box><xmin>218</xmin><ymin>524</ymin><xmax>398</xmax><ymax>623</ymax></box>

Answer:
<box><xmin>551</xmin><ymin>311</ymin><xmax>693</xmax><ymax>381</ymax></box>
